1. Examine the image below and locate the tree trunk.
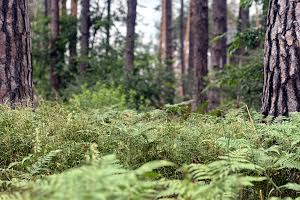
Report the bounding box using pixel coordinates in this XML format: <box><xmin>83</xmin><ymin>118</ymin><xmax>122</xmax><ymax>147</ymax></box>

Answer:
<box><xmin>208</xmin><ymin>0</ymin><xmax>227</xmax><ymax>110</ymax></box>
<box><xmin>191</xmin><ymin>0</ymin><xmax>208</xmax><ymax>110</ymax></box>
<box><xmin>261</xmin><ymin>0</ymin><xmax>300</xmax><ymax>116</ymax></box>
<box><xmin>238</xmin><ymin>6</ymin><xmax>250</xmax><ymax>32</ymax></box>
<box><xmin>80</xmin><ymin>0</ymin><xmax>90</xmax><ymax>73</ymax></box>
<box><xmin>0</xmin><ymin>0</ymin><xmax>33</xmax><ymax>106</ymax></box>
<box><xmin>124</xmin><ymin>0</ymin><xmax>137</xmax><ymax>103</ymax></box>
<box><xmin>160</xmin><ymin>0</ymin><xmax>175</xmax><ymax>104</ymax></box>
<box><xmin>45</xmin><ymin>0</ymin><xmax>51</xmax><ymax>16</ymax></box>
<box><xmin>69</xmin><ymin>0</ymin><xmax>78</xmax><ymax>68</ymax></box>
<box><xmin>186</xmin><ymin>8</ymin><xmax>194</xmax><ymax>97</ymax></box>
<box><xmin>106</xmin><ymin>0</ymin><xmax>112</xmax><ymax>56</ymax></box>
<box><xmin>179</xmin><ymin>0</ymin><xmax>186</xmax><ymax>97</ymax></box>
<box><xmin>50</xmin><ymin>0</ymin><xmax>60</xmax><ymax>94</ymax></box>
<box><xmin>124</xmin><ymin>0</ymin><xmax>137</xmax><ymax>76</ymax></box>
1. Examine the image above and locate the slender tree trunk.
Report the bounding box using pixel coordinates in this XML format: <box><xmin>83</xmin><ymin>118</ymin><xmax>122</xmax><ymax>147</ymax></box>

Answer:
<box><xmin>191</xmin><ymin>0</ymin><xmax>208</xmax><ymax>110</ymax></box>
<box><xmin>69</xmin><ymin>0</ymin><xmax>78</xmax><ymax>68</ymax></box>
<box><xmin>208</xmin><ymin>0</ymin><xmax>227</xmax><ymax>110</ymax></box>
<box><xmin>124</xmin><ymin>0</ymin><xmax>137</xmax><ymax>103</ymax></box>
<box><xmin>50</xmin><ymin>0</ymin><xmax>60</xmax><ymax>94</ymax></box>
<box><xmin>262</xmin><ymin>0</ymin><xmax>300</xmax><ymax>116</ymax></box>
<box><xmin>80</xmin><ymin>0</ymin><xmax>90</xmax><ymax>73</ymax></box>
<box><xmin>160</xmin><ymin>0</ymin><xmax>175</xmax><ymax>104</ymax></box>
<box><xmin>180</xmin><ymin>0</ymin><xmax>186</xmax><ymax>97</ymax></box>
<box><xmin>186</xmin><ymin>8</ymin><xmax>194</xmax><ymax>97</ymax></box>
<box><xmin>0</xmin><ymin>0</ymin><xmax>33</xmax><ymax>105</ymax></box>
<box><xmin>238</xmin><ymin>5</ymin><xmax>250</xmax><ymax>32</ymax></box>
<box><xmin>45</xmin><ymin>0</ymin><xmax>51</xmax><ymax>16</ymax></box>
<box><xmin>124</xmin><ymin>0</ymin><xmax>137</xmax><ymax>75</ymax></box>
<box><xmin>106</xmin><ymin>0</ymin><xmax>112</xmax><ymax>56</ymax></box>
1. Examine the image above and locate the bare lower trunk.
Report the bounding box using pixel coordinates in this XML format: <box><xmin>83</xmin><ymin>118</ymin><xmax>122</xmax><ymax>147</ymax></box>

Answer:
<box><xmin>261</xmin><ymin>0</ymin><xmax>300</xmax><ymax>116</ymax></box>
<box><xmin>209</xmin><ymin>0</ymin><xmax>227</xmax><ymax>110</ymax></box>
<box><xmin>191</xmin><ymin>0</ymin><xmax>208</xmax><ymax>110</ymax></box>
<box><xmin>50</xmin><ymin>0</ymin><xmax>60</xmax><ymax>94</ymax></box>
<box><xmin>180</xmin><ymin>0</ymin><xmax>185</xmax><ymax>96</ymax></box>
<box><xmin>0</xmin><ymin>0</ymin><xmax>33</xmax><ymax>105</ymax></box>
<box><xmin>69</xmin><ymin>0</ymin><xmax>78</xmax><ymax>68</ymax></box>
<box><xmin>80</xmin><ymin>0</ymin><xmax>90</xmax><ymax>73</ymax></box>
<box><xmin>106</xmin><ymin>0</ymin><xmax>111</xmax><ymax>56</ymax></box>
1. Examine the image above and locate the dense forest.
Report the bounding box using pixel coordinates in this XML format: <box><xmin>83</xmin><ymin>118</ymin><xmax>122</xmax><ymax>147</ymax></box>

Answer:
<box><xmin>1</xmin><ymin>0</ymin><xmax>300</xmax><ymax>199</ymax></box>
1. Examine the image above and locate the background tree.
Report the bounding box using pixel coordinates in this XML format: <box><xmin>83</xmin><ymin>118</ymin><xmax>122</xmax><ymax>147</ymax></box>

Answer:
<box><xmin>191</xmin><ymin>0</ymin><xmax>208</xmax><ymax>110</ymax></box>
<box><xmin>80</xmin><ymin>0</ymin><xmax>91</xmax><ymax>73</ymax></box>
<box><xmin>208</xmin><ymin>0</ymin><xmax>227</xmax><ymax>110</ymax></box>
<box><xmin>50</xmin><ymin>0</ymin><xmax>61</xmax><ymax>94</ymax></box>
<box><xmin>261</xmin><ymin>0</ymin><xmax>300</xmax><ymax>116</ymax></box>
<box><xmin>160</xmin><ymin>0</ymin><xmax>175</xmax><ymax>104</ymax></box>
<box><xmin>0</xmin><ymin>0</ymin><xmax>33</xmax><ymax>105</ymax></box>
<box><xmin>124</xmin><ymin>0</ymin><xmax>137</xmax><ymax>97</ymax></box>
<box><xmin>106</xmin><ymin>0</ymin><xmax>112</xmax><ymax>56</ymax></box>
<box><xmin>69</xmin><ymin>0</ymin><xmax>78</xmax><ymax>68</ymax></box>
<box><xmin>179</xmin><ymin>0</ymin><xmax>185</xmax><ymax>97</ymax></box>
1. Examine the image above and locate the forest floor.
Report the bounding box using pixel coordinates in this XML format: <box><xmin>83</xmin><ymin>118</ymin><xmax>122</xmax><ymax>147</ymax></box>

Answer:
<box><xmin>0</xmin><ymin>101</ymin><xmax>300</xmax><ymax>200</ymax></box>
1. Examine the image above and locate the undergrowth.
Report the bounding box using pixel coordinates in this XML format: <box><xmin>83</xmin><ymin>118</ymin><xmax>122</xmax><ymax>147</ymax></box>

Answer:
<box><xmin>0</xmin><ymin>102</ymin><xmax>300</xmax><ymax>199</ymax></box>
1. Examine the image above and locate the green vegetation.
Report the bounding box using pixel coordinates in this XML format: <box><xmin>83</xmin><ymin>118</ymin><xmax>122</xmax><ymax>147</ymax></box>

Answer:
<box><xmin>1</xmin><ymin>92</ymin><xmax>300</xmax><ymax>199</ymax></box>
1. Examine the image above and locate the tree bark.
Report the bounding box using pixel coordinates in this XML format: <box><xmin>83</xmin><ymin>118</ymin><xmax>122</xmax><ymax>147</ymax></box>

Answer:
<box><xmin>237</xmin><ymin>5</ymin><xmax>250</xmax><ymax>32</ymax></box>
<box><xmin>0</xmin><ymin>0</ymin><xmax>33</xmax><ymax>105</ymax></box>
<box><xmin>50</xmin><ymin>0</ymin><xmax>60</xmax><ymax>94</ymax></box>
<box><xmin>180</xmin><ymin>0</ymin><xmax>185</xmax><ymax>97</ymax></box>
<box><xmin>191</xmin><ymin>0</ymin><xmax>208</xmax><ymax>110</ymax></box>
<box><xmin>45</xmin><ymin>0</ymin><xmax>51</xmax><ymax>17</ymax></box>
<box><xmin>160</xmin><ymin>0</ymin><xmax>175</xmax><ymax>104</ymax></box>
<box><xmin>262</xmin><ymin>0</ymin><xmax>300</xmax><ymax>116</ymax></box>
<box><xmin>69</xmin><ymin>0</ymin><xmax>78</xmax><ymax>68</ymax></box>
<box><xmin>106</xmin><ymin>0</ymin><xmax>112</xmax><ymax>56</ymax></box>
<box><xmin>124</xmin><ymin>0</ymin><xmax>137</xmax><ymax>75</ymax></box>
<box><xmin>209</xmin><ymin>0</ymin><xmax>227</xmax><ymax>110</ymax></box>
<box><xmin>80</xmin><ymin>0</ymin><xmax>90</xmax><ymax>73</ymax></box>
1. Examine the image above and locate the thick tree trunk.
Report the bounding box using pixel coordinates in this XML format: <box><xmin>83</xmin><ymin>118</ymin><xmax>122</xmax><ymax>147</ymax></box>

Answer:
<box><xmin>69</xmin><ymin>0</ymin><xmax>78</xmax><ymax>68</ymax></box>
<box><xmin>180</xmin><ymin>0</ymin><xmax>185</xmax><ymax>97</ymax></box>
<box><xmin>209</xmin><ymin>0</ymin><xmax>227</xmax><ymax>110</ymax></box>
<box><xmin>262</xmin><ymin>0</ymin><xmax>300</xmax><ymax>116</ymax></box>
<box><xmin>0</xmin><ymin>0</ymin><xmax>33</xmax><ymax>105</ymax></box>
<box><xmin>106</xmin><ymin>0</ymin><xmax>112</xmax><ymax>56</ymax></box>
<box><xmin>50</xmin><ymin>0</ymin><xmax>60</xmax><ymax>94</ymax></box>
<box><xmin>80</xmin><ymin>0</ymin><xmax>90</xmax><ymax>73</ymax></box>
<box><xmin>191</xmin><ymin>0</ymin><xmax>208</xmax><ymax>110</ymax></box>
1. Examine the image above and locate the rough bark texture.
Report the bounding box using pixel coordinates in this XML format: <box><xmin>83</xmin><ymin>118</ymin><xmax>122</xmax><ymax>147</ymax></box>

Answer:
<box><xmin>262</xmin><ymin>0</ymin><xmax>300</xmax><ymax>116</ymax></box>
<box><xmin>124</xmin><ymin>0</ymin><xmax>137</xmax><ymax>74</ymax></box>
<box><xmin>80</xmin><ymin>0</ymin><xmax>90</xmax><ymax>72</ymax></box>
<box><xmin>209</xmin><ymin>0</ymin><xmax>227</xmax><ymax>110</ymax></box>
<box><xmin>106</xmin><ymin>0</ymin><xmax>111</xmax><ymax>56</ymax></box>
<box><xmin>50</xmin><ymin>0</ymin><xmax>60</xmax><ymax>94</ymax></box>
<box><xmin>191</xmin><ymin>0</ymin><xmax>208</xmax><ymax>110</ymax></box>
<box><xmin>69</xmin><ymin>0</ymin><xmax>78</xmax><ymax>68</ymax></box>
<box><xmin>180</xmin><ymin>0</ymin><xmax>185</xmax><ymax>96</ymax></box>
<box><xmin>0</xmin><ymin>0</ymin><xmax>33</xmax><ymax>105</ymax></box>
